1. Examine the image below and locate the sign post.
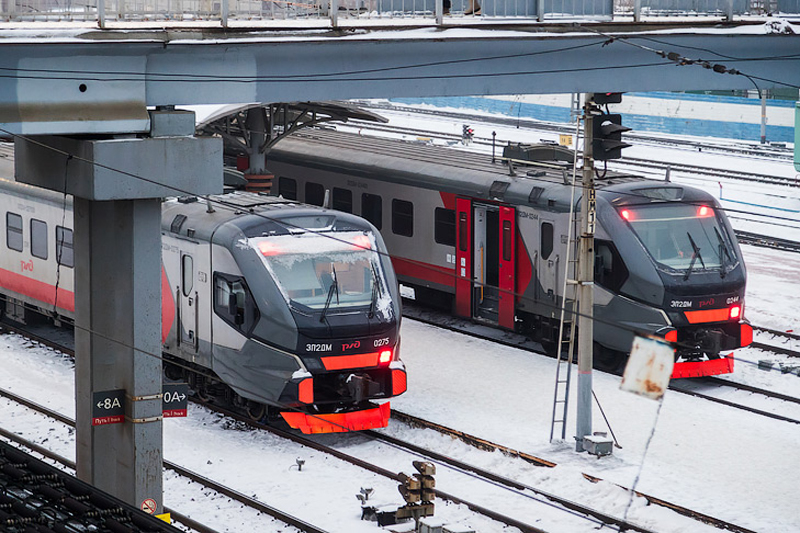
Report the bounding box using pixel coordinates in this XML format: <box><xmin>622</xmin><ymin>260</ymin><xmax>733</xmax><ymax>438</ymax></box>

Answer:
<box><xmin>162</xmin><ymin>383</ymin><xmax>189</xmax><ymax>418</ymax></box>
<box><xmin>92</xmin><ymin>389</ymin><xmax>125</xmax><ymax>426</ymax></box>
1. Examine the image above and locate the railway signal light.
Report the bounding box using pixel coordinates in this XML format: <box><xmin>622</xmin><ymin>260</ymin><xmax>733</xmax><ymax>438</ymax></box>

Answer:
<box><xmin>413</xmin><ymin>461</ymin><xmax>436</xmax><ymax>502</ymax></box>
<box><xmin>592</xmin><ymin>113</ymin><xmax>631</xmax><ymax>161</ymax></box>
<box><xmin>398</xmin><ymin>473</ymin><xmax>421</xmax><ymax>504</ymax></box>
<box><xmin>593</xmin><ymin>92</ymin><xmax>624</xmax><ymax>105</ymax></box>
<box><xmin>462</xmin><ymin>124</ymin><xmax>474</xmax><ymax>144</ymax></box>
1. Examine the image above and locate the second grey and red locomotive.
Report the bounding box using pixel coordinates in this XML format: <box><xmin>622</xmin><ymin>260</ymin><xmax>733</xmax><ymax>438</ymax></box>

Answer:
<box><xmin>265</xmin><ymin>129</ymin><xmax>752</xmax><ymax>378</ymax></box>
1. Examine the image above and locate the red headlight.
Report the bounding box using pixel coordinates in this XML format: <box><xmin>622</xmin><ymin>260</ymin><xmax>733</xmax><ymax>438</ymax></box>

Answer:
<box><xmin>729</xmin><ymin>304</ymin><xmax>741</xmax><ymax>320</ymax></box>
<box><xmin>379</xmin><ymin>350</ymin><xmax>392</xmax><ymax>365</ymax></box>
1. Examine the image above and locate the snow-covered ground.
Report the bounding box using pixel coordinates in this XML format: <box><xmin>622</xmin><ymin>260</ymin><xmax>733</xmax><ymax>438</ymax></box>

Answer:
<box><xmin>1</xmin><ymin>242</ymin><xmax>798</xmax><ymax>533</ymax></box>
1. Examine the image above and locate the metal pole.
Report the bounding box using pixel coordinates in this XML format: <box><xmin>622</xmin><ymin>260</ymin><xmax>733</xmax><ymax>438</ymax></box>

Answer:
<box><xmin>760</xmin><ymin>90</ymin><xmax>767</xmax><ymax>144</ymax></box>
<box><xmin>98</xmin><ymin>0</ymin><xmax>105</xmax><ymax>28</ymax></box>
<box><xmin>576</xmin><ymin>94</ymin><xmax>595</xmax><ymax>452</ymax></box>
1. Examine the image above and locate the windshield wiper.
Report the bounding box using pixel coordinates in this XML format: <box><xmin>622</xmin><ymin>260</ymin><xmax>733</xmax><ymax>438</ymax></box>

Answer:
<box><xmin>319</xmin><ymin>266</ymin><xmax>339</xmax><ymax>323</ymax></box>
<box><xmin>683</xmin><ymin>232</ymin><xmax>706</xmax><ymax>281</ymax></box>
<box><xmin>368</xmin><ymin>263</ymin><xmax>382</xmax><ymax>319</ymax></box>
<box><xmin>714</xmin><ymin>227</ymin><xmax>732</xmax><ymax>278</ymax></box>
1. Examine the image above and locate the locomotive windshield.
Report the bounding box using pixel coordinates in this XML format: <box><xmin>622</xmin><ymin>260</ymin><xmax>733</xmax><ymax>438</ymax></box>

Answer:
<box><xmin>253</xmin><ymin>231</ymin><xmax>390</xmax><ymax>314</ymax></box>
<box><xmin>621</xmin><ymin>204</ymin><xmax>736</xmax><ymax>276</ymax></box>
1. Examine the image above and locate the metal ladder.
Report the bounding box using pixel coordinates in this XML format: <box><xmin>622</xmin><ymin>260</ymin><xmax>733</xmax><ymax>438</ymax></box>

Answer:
<box><xmin>549</xmin><ymin>229</ymin><xmax>580</xmax><ymax>441</ymax></box>
<box><xmin>549</xmin><ymin>114</ymin><xmax>582</xmax><ymax>442</ymax></box>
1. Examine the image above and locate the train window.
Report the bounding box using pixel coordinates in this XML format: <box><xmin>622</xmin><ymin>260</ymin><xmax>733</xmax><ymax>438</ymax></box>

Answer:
<box><xmin>541</xmin><ymin>222</ymin><xmax>554</xmax><ymax>260</ymax></box>
<box><xmin>502</xmin><ymin>220</ymin><xmax>512</xmax><ymax>261</ymax></box>
<box><xmin>30</xmin><ymin>219</ymin><xmax>47</xmax><ymax>260</ymax></box>
<box><xmin>6</xmin><ymin>212</ymin><xmax>22</xmax><ymax>252</ymax></box>
<box><xmin>332</xmin><ymin>188</ymin><xmax>353</xmax><ymax>213</ymax></box>
<box><xmin>595</xmin><ymin>240</ymin><xmax>629</xmax><ymax>292</ymax></box>
<box><xmin>392</xmin><ymin>199</ymin><xmax>414</xmax><ymax>237</ymax></box>
<box><xmin>305</xmin><ymin>182</ymin><xmax>325</xmax><ymax>206</ymax></box>
<box><xmin>361</xmin><ymin>193</ymin><xmax>382</xmax><ymax>230</ymax></box>
<box><xmin>434</xmin><ymin>208</ymin><xmax>455</xmax><ymax>246</ymax></box>
<box><xmin>213</xmin><ymin>273</ymin><xmax>258</xmax><ymax>334</ymax></box>
<box><xmin>458</xmin><ymin>212</ymin><xmax>468</xmax><ymax>252</ymax></box>
<box><xmin>182</xmin><ymin>254</ymin><xmax>194</xmax><ymax>297</ymax></box>
<box><xmin>278</xmin><ymin>177</ymin><xmax>297</xmax><ymax>200</ymax></box>
<box><xmin>55</xmin><ymin>226</ymin><xmax>74</xmax><ymax>268</ymax></box>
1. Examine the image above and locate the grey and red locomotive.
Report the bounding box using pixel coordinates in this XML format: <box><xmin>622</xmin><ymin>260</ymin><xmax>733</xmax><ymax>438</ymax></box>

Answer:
<box><xmin>0</xmin><ymin>175</ymin><xmax>406</xmax><ymax>433</ymax></box>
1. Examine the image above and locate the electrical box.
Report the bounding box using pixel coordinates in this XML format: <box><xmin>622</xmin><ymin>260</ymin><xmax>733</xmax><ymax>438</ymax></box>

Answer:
<box><xmin>583</xmin><ymin>432</ymin><xmax>614</xmax><ymax>457</ymax></box>
<box><xmin>419</xmin><ymin>517</ymin><xmax>446</xmax><ymax>533</ymax></box>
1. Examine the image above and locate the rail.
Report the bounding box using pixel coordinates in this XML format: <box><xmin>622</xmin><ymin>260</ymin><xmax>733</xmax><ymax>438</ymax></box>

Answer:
<box><xmin>1</xmin><ymin>0</ymin><xmax>798</xmax><ymax>27</ymax></box>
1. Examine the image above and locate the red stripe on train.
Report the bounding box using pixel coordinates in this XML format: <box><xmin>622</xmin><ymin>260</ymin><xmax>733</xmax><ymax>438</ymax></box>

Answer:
<box><xmin>0</xmin><ymin>266</ymin><xmax>75</xmax><ymax>313</ymax></box>
<box><xmin>391</xmin><ymin>257</ymin><xmax>455</xmax><ymax>288</ymax></box>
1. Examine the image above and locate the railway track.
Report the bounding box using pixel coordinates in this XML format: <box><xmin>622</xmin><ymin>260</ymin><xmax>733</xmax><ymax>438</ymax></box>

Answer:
<box><xmin>0</xmin><ymin>319</ymin><xmax>771</xmax><ymax>533</ymax></box>
<box><xmin>0</xmin><ymin>385</ymin><xmax>330</xmax><ymax>533</ymax></box>
<box><xmin>348</xmin><ymin>100</ymin><xmax>797</xmax><ymax>164</ymax></box>
<box><xmin>339</xmin><ymin>116</ymin><xmax>798</xmax><ymax>188</ymax></box>
<box><xmin>1</xmin><ymin>322</ymin><xmax>644</xmax><ymax>532</ymax></box>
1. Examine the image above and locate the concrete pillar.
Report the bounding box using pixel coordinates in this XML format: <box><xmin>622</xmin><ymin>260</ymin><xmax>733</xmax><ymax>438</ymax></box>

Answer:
<box><xmin>14</xmin><ymin>111</ymin><xmax>221</xmax><ymax>514</ymax></box>
<box><xmin>73</xmin><ymin>196</ymin><xmax>164</xmax><ymax>510</ymax></box>
<box><xmin>243</xmin><ymin>107</ymin><xmax>274</xmax><ymax>193</ymax></box>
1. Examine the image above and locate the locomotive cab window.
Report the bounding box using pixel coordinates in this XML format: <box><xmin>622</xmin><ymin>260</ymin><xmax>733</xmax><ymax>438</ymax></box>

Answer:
<box><xmin>434</xmin><ymin>208</ymin><xmax>455</xmax><ymax>246</ymax></box>
<box><xmin>30</xmin><ymin>219</ymin><xmax>47</xmax><ymax>260</ymax></box>
<box><xmin>541</xmin><ymin>222</ymin><xmax>554</xmax><ymax>260</ymax></box>
<box><xmin>305</xmin><ymin>182</ymin><xmax>325</xmax><ymax>206</ymax></box>
<box><xmin>595</xmin><ymin>240</ymin><xmax>629</xmax><ymax>292</ymax></box>
<box><xmin>214</xmin><ymin>274</ymin><xmax>258</xmax><ymax>333</ymax></box>
<box><xmin>361</xmin><ymin>193</ymin><xmax>382</xmax><ymax>230</ymax></box>
<box><xmin>332</xmin><ymin>188</ymin><xmax>353</xmax><ymax>213</ymax></box>
<box><xmin>392</xmin><ymin>199</ymin><xmax>414</xmax><ymax>237</ymax></box>
<box><xmin>620</xmin><ymin>204</ymin><xmax>734</xmax><ymax>274</ymax></box>
<box><xmin>278</xmin><ymin>177</ymin><xmax>297</xmax><ymax>201</ymax></box>
<box><xmin>6</xmin><ymin>212</ymin><xmax>22</xmax><ymax>252</ymax></box>
<box><xmin>55</xmin><ymin>226</ymin><xmax>74</xmax><ymax>268</ymax></box>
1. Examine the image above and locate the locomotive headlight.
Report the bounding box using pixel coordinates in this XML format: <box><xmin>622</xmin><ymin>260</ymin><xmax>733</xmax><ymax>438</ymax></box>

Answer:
<box><xmin>697</xmin><ymin>205</ymin><xmax>712</xmax><ymax>217</ymax></box>
<box><xmin>379</xmin><ymin>350</ymin><xmax>393</xmax><ymax>365</ymax></box>
<box><xmin>729</xmin><ymin>304</ymin><xmax>742</xmax><ymax>320</ymax></box>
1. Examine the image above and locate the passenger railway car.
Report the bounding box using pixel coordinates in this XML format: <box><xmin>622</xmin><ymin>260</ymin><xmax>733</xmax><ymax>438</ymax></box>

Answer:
<box><xmin>0</xmin><ymin>175</ymin><xmax>406</xmax><ymax>433</ymax></box>
<box><xmin>266</xmin><ymin>129</ymin><xmax>753</xmax><ymax>378</ymax></box>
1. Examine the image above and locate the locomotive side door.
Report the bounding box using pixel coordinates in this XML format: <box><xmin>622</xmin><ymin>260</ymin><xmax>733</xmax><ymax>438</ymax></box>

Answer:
<box><xmin>454</xmin><ymin>198</ymin><xmax>472</xmax><ymax>319</ymax></box>
<box><xmin>497</xmin><ymin>206</ymin><xmax>516</xmax><ymax>330</ymax></box>
<box><xmin>178</xmin><ymin>251</ymin><xmax>199</xmax><ymax>354</ymax></box>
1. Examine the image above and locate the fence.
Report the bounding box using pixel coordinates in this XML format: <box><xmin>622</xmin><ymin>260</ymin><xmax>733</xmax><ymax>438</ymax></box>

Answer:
<box><xmin>0</xmin><ymin>0</ymin><xmax>797</xmax><ymax>25</ymax></box>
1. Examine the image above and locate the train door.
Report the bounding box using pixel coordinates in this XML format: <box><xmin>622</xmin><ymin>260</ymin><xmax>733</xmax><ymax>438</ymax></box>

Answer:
<box><xmin>456</xmin><ymin>199</ymin><xmax>517</xmax><ymax>330</ymax></box>
<box><xmin>538</xmin><ymin>220</ymin><xmax>559</xmax><ymax>305</ymax></box>
<box><xmin>178</xmin><ymin>251</ymin><xmax>199</xmax><ymax>354</ymax></box>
